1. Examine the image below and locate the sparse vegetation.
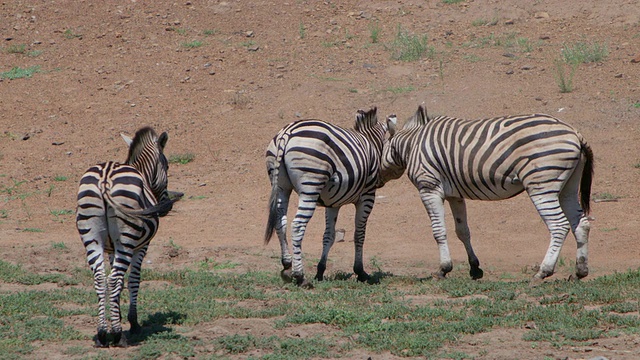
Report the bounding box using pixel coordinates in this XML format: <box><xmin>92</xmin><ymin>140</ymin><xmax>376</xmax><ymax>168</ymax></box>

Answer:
<box><xmin>53</xmin><ymin>175</ymin><xmax>68</xmax><ymax>182</ymax></box>
<box><xmin>369</xmin><ymin>22</ymin><xmax>381</xmax><ymax>43</ymax></box>
<box><xmin>561</xmin><ymin>41</ymin><xmax>609</xmax><ymax>64</ymax></box>
<box><xmin>299</xmin><ymin>21</ymin><xmax>306</xmax><ymax>39</ymax></box>
<box><xmin>442</xmin><ymin>0</ymin><xmax>466</xmax><ymax>4</ymax></box>
<box><xmin>63</xmin><ymin>29</ymin><xmax>82</xmax><ymax>39</ymax></box>
<box><xmin>387</xmin><ymin>25</ymin><xmax>433</xmax><ymax>61</ymax></box>
<box><xmin>182</xmin><ymin>40</ymin><xmax>203</xmax><ymax>48</ymax></box>
<box><xmin>22</xmin><ymin>228</ymin><xmax>44</xmax><ymax>233</ymax></box>
<box><xmin>5</xmin><ymin>44</ymin><xmax>26</xmax><ymax>54</ymax></box>
<box><xmin>0</xmin><ymin>65</ymin><xmax>41</xmax><ymax>80</ymax></box>
<box><xmin>1</xmin><ymin>259</ymin><xmax>639</xmax><ymax>359</ymax></box>
<box><xmin>554</xmin><ymin>59</ymin><xmax>576</xmax><ymax>93</ymax></box>
<box><xmin>203</xmin><ymin>29</ymin><xmax>218</xmax><ymax>36</ymax></box>
<box><xmin>169</xmin><ymin>153</ymin><xmax>195</xmax><ymax>164</ymax></box>
<box><xmin>385</xmin><ymin>85</ymin><xmax>415</xmax><ymax>94</ymax></box>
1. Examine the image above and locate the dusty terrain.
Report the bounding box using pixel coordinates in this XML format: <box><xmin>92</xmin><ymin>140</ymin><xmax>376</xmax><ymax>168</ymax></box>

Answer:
<box><xmin>1</xmin><ymin>0</ymin><xmax>640</xmax><ymax>358</ymax></box>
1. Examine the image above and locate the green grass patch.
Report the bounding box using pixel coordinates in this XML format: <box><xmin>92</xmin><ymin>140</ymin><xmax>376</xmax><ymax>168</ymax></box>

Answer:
<box><xmin>168</xmin><ymin>153</ymin><xmax>195</xmax><ymax>164</ymax></box>
<box><xmin>202</xmin><ymin>29</ymin><xmax>218</xmax><ymax>36</ymax></box>
<box><xmin>0</xmin><ymin>66</ymin><xmax>41</xmax><ymax>80</ymax></box>
<box><xmin>5</xmin><ymin>44</ymin><xmax>26</xmax><ymax>54</ymax></box>
<box><xmin>181</xmin><ymin>40</ymin><xmax>203</xmax><ymax>48</ymax></box>
<box><xmin>63</xmin><ymin>29</ymin><xmax>82</xmax><ymax>39</ymax></box>
<box><xmin>385</xmin><ymin>86</ymin><xmax>415</xmax><ymax>94</ymax></box>
<box><xmin>554</xmin><ymin>59</ymin><xmax>576</xmax><ymax>93</ymax></box>
<box><xmin>53</xmin><ymin>175</ymin><xmax>68</xmax><ymax>182</ymax></box>
<box><xmin>387</xmin><ymin>25</ymin><xmax>434</xmax><ymax>61</ymax></box>
<box><xmin>561</xmin><ymin>41</ymin><xmax>609</xmax><ymax>64</ymax></box>
<box><xmin>2</xmin><ymin>259</ymin><xmax>640</xmax><ymax>359</ymax></box>
<box><xmin>443</xmin><ymin>0</ymin><xmax>465</xmax><ymax>3</ymax></box>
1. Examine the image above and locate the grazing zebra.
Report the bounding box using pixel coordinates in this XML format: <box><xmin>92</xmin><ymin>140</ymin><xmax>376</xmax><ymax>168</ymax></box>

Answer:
<box><xmin>380</xmin><ymin>106</ymin><xmax>593</xmax><ymax>283</ymax></box>
<box><xmin>76</xmin><ymin>127</ymin><xmax>177</xmax><ymax>347</ymax></box>
<box><xmin>264</xmin><ymin>107</ymin><xmax>388</xmax><ymax>287</ymax></box>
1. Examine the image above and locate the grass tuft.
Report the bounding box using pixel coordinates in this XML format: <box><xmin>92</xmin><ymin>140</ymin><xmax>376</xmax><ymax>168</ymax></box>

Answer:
<box><xmin>387</xmin><ymin>25</ymin><xmax>433</xmax><ymax>62</ymax></box>
<box><xmin>0</xmin><ymin>66</ymin><xmax>41</xmax><ymax>80</ymax></box>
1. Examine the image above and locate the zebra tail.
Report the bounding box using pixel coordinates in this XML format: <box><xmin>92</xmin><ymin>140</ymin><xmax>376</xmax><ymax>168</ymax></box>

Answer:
<box><xmin>580</xmin><ymin>140</ymin><xmax>594</xmax><ymax>215</ymax></box>
<box><xmin>264</xmin><ymin>181</ymin><xmax>278</xmax><ymax>245</ymax></box>
<box><xmin>103</xmin><ymin>190</ymin><xmax>176</xmax><ymax>220</ymax></box>
<box><xmin>264</xmin><ymin>137</ymin><xmax>286</xmax><ymax>245</ymax></box>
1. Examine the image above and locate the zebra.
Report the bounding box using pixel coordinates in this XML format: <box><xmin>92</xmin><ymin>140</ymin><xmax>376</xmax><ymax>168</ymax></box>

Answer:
<box><xmin>76</xmin><ymin>127</ymin><xmax>178</xmax><ymax>347</ymax></box>
<box><xmin>379</xmin><ymin>105</ymin><xmax>594</xmax><ymax>283</ymax></box>
<box><xmin>264</xmin><ymin>107</ymin><xmax>389</xmax><ymax>287</ymax></box>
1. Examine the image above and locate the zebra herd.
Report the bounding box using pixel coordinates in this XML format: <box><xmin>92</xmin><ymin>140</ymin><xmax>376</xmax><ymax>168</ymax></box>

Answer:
<box><xmin>77</xmin><ymin>105</ymin><xmax>594</xmax><ymax>346</ymax></box>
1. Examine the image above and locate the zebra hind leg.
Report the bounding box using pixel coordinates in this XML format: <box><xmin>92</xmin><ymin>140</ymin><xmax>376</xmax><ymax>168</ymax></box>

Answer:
<box><xmin>275</xmin><ymin>188</ymin><xmax>294</xmax><ymax>283</ymax></box>
<box><xmin>448</xmin><ymin>198</ymin><xmax>483</xmax><ymax>280</ymax></box>
<box><xmin>127</xmin><ymin>248</ymin><xmax>148</xmax><ymax>336</ymax></box>
<box><xmin>315</xmin><ymin>207</ymin><xmax>339</xmax><ymax>281</ymax></box>
<box><xmin>559</xmin><ymin>177</ymin><xmax>591</xmax><ymax>280</ymax></box>
<box><xmin>107</xmin><ymin>260</ymin><xmax>130</xmax><ymax>347</ymax></box>
<box><xmin>352</xmin><ymin>198</ymin><xmax>374</xmax><ymax>283</ymax></box>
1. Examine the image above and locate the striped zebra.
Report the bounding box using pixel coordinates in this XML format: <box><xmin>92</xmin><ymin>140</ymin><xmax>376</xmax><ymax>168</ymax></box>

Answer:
<box><xmin>380</xmin><ymin>106</ymin><xmax>594</xmax><ymax>283</ymax></box>
<box><xmin>76</xmin><ymin>127</ymin><xmax>177</xmax><ymax>347</ymax></box>
<box><xmin>264</xmin><ymin>107</ymin><xmax>388</xmax><ymax>287</ymax></box>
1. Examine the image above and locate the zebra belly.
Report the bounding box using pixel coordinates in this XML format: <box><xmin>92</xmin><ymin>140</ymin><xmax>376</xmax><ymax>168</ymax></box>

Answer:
<box><xmin>318</xmin><ymin>173</ymin><xmax>368</xmax><ymax>207</ymax></box>
<box><xmin>445</xmin><ymin>174</ymin><xmax>525</xmax><ymax>200</ymax></box>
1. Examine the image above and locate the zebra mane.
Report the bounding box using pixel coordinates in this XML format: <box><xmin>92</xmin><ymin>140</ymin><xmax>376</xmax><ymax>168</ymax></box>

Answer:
<box><xmin>354</xmin><ymin>106</ymin><xmax>378</xmax><ymax>131</ymax></box>
<box><xmin>124</xmin><ymin>127</ymin><xmax>167</xmax><ymax>165</ymax></box>
<box><xmin>403</xmin><ymin>105</ymin><xmax>429</xmax><ymax>130</ymax></box>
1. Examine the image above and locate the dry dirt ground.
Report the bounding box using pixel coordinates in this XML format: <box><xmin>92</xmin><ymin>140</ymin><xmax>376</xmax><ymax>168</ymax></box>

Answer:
<box><xmin>1</xmin><ymin>0</ymin><xmax>640</xmax><ymax>359</ymax></box>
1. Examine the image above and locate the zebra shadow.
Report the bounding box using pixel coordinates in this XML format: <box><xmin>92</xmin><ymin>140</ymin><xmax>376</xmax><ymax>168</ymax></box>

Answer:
<box><xmin>124</xmin><ymin>311</ymin><xmax>187</xmax><ymax>346</ymax></box>
<box><xmin>330</xmin><ymin>270</ymin><xmax>394</xmax><ymax>284</ymax></box>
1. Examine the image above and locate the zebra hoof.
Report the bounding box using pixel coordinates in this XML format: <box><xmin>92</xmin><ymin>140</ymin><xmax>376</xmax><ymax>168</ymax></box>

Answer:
<box><xmin>112</xmin><ymin>331</ymin><xmax>128</xmax><ymax>348</ymax></box>
<box><xmin>470</xmin><ymin>267</ymin><xmax>484</xmax><ymax>280</ymax></box>
<box><xmin>356</xmin><ymin>272</ymin><xmax>370</xmax><ymax>283</ymax></box>
<box><xmin>529</xmin><ymin>276</ymin><xmax>545</xmax><ymax>288</ymax></box>
<box><xmin>129</xmin><ymin>322</ymin><xmax>142</xmax><ymax>335</ymax></box>
<box><xmin>94</xmin><ymin>331</ymin><xmax>109</xmax><ymax>348</ymax></box>
<box><xmin>280</xmin><ymin>268</ymin><xmax>293</xmax><ymax>283</ymax></box>
<box><xmin>431</xmin><ymin>271</ymin><xmax>447</xmax><ymax>281</ymax></box>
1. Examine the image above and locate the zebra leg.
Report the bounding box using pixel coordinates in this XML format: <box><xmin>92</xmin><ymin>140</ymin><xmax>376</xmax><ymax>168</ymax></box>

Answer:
<box><xmin>89</xmin><ymin>250</ymin><xmax>109</xmax><ymax>347</ymax></box>
<box><xmin>290</xmin><ymin>195</ymin><xmax>319</xmax><ymax>288</ymax></box>
<box><xmin>107</xmin><ymin>253</ymin><xmax>132</xmax><ymax>347</ymax></box>
<box><xmin>127</xmin><ymin>247</ymin><xmax>148</xmax><ymax>335</ymax></box>
<box><xmin>448</xmin><ymin>198</ymin><xmax>483</xmax><ymax>280</ymax></box>
<box><xmin>353</xmin><ymin>197</ymin><xmax>374</xmax><ymax>283</ymax></box>
<box><xmin>316</xmin><ymin>207</ymin><xmax>339</xmax><ymax>281</ymax></box>
<box><xmin>420</xmin><ymin>190</ymin><xmax>452</xmax><ymax>279</ymax></box>
<box><xmin>531</xmin><ymin>195</ymin><xmax>571</xmax><ymax>281</ymax></box>
<box><xmin>559</xmin><ymin>173</ymin><xmax>591</xmax><ymax>280</ymax></box>
<box><xmin>275</xmin><ymin>187</ymin><xmax>294</xmax><ymax>282</ymax></box>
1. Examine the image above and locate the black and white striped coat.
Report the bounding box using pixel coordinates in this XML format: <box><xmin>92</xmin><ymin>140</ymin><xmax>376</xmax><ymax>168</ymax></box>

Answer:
<box><xmin>76</xmin><ymin>127</ymin><xmax>176</xmax><ymax>347</ymax></box>
<box><xmin>380</xmin><ymin>106</ymin><xmax>594</xmax><ymax>283</ymax></box>
<box><xmin>264</xmin><ymin>107</ymin><xmax>388</xmax><ymax>287</ymax></box>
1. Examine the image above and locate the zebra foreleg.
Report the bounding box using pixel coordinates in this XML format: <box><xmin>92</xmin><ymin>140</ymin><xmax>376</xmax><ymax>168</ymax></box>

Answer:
<box><xmin>421</xmin><ymin>190</ymin><xmax>453</xmax><ymax>279</ymax></box>
<box><xmin>316</xmin><ymin>207</ymin><xmax>339</xmax><ymax>281</ymax></box>
<box><xmin>448</xmin><ymin>198</ymin><xmax>483</xmax><ymax>280</ymax></box>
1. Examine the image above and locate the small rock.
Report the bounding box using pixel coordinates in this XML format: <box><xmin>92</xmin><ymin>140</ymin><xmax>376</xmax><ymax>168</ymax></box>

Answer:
<box><xmin>504</xmin><ymin>19</ymin><xmax>514</xmax><ymax>25</ymax></box>
<box><xmin>245</xmin><ymin>30</ymin><xmax>254</xmax><ymax>37</ymax></box>
<box><xmin>534</xmin><ymin>11</ymin><xmax>549</xmax><ymax>19</ymax></box>
<box><xmin>506</xmin><ymin>69</ymin><xmax>514</xmax><ymax>75</ymax></box>
<box><xmin>614</xmin><ymin>73</ymin><xmax>623</xmax><ymax>78</ymax></box>
<box><xmin>539</xmin><ymin>35</ymin><xmax>551</xmax><ymax>40</ymax></box>
<box><xmin>534</xmin><ymin>97</ymin><xmax>543</xmax><ymax>102</ymax></box>
<box><xmin>363</xmin><ymin>63</ymin><xmax>376</xmax><ymax>69</ymax></box>
<box><xmin>208</xmin><ymin>70</ymin><xmax>216</xmax><ymax>75</ymax></box>
<box><xmin>521</xmin><ymin>65</ymin><xmax>534</xmax><ymax>70</ymax></box>
<box><xmin>275</xmin><ymin>73</ymin><xmax>283</xmax><ymax>79</ymax></box>
<box><xmin>203</xmin><ymin>63</ymin><xmax>212</xmax><ymax>68</ymax></box>
<box><xmin>631</xmin><ymin>54</ymin><xmax>640</xmax><ymax>63</ymax></box>
<box><xmin>22</xmin><ymin>133</ymin><xmax>30</xmax><ymax>140</ymax></box>
<box><xmin>52</xmin><ymin>141</ymin><xmax>65</xmax><ymax>145</ymax></box>
<box><xmin>295</xmin><ymin>112</ymin><xmax>302</xmax><ymax>118</ymax></box>
<box><xmin>247</xmin><ymin>45</ymin><xmax>259</xmax><ymax>51</ymax></box>
<box><xmin>503</xmin><ymin>53</ymin><xmax>516</xmax><ymax>58</ymax></box>
<box><xmin>335</xmin><ymin>229</ymin><xmax>346</xmax><ymax>242</ymax></box>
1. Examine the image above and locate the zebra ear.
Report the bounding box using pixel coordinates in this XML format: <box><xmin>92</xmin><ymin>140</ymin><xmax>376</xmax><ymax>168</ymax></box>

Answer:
<box><xmin>387</xmin><ymin>115</ymin><xmax>398</xmax><ymax>138</ymax></box>
<box><xmin>417</xmin><ymin>105</ymin><xmax>428</xmax><ymax>125</ymax></box>
<box><xmin>157</xmin><ymin>132</ymin><xmax>169</xmax><ymax>151</ymax></box>
<box><xmin>121</xmin><ymin>133</ymin><xmax>133</xmax><ymax>147</ymax></box>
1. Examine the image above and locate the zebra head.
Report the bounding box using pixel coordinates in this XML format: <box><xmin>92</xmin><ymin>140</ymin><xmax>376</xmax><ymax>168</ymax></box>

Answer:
<box><xmin>122</xmin><ymin>127</ymin><xmax>170</xmax><ymax>205</ymax></box>
<box><xmin>379</xmin><ymin>105</ymin><xmax>429</xmax><ymax>186</ymax></box>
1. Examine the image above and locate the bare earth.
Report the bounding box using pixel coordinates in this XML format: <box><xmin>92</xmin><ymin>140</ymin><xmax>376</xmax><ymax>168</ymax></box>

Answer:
<box><xmin>1</xmin><ymin>0</ymin><xmax>640</xmax><ymax>359</ymax></box>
